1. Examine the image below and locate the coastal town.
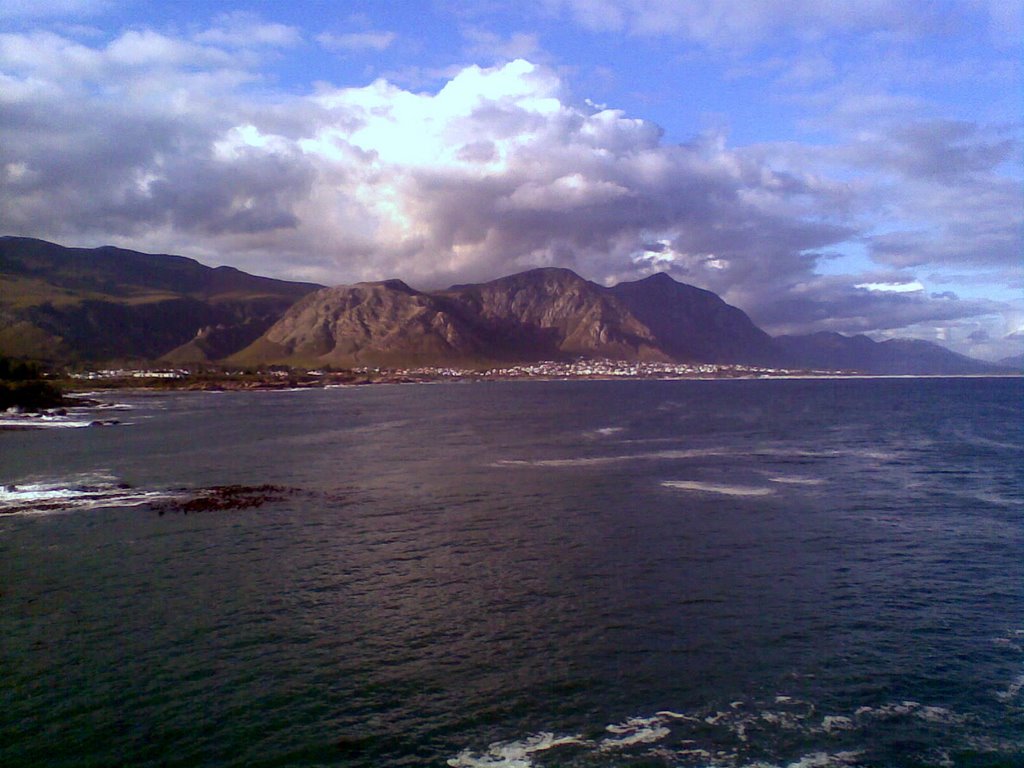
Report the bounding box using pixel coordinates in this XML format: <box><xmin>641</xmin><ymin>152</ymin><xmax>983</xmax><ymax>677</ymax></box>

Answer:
<box><xmin>58</xmin><ymin>359</ymin><xmax>835</xmax><ymax>390</ymax></box>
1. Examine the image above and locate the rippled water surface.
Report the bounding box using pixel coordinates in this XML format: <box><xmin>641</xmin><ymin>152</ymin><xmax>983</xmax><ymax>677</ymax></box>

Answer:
<box><xmin>2</xmin><ymin>378</ymin><xmax>1022</xmax><ymax>767</ymax></box>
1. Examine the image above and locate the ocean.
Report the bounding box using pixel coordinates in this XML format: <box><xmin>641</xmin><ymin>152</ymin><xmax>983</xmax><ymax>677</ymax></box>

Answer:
<box><xmin>1</xmin><ymin>377</ymin><xmax>1022</xmax><ymax>767</ymax></box>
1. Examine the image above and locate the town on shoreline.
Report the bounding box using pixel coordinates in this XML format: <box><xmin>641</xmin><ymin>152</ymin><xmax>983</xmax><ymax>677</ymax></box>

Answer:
<box><xmin>6</xmin><ymin>357</ymin><xmax>1022</xmax><ymax>417</ymax></box>
<box><xmin>54</xmin><ymin>358</ymin><xmax>1022</xmax><ymax>393</ymax></box>
<box><xmin>60</xmin><ymin>359</ymin><xmax>844</xmax><ymax>392</ymax></box>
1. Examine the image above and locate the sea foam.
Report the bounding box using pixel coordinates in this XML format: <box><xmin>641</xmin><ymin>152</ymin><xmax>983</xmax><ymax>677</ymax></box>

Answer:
<box><xmin>0</xmin><ymin>474</ymin><xmax>175</xmax><ymax>515</ymax></box>
<box><xmin>447</xmin><ymin>692</ymin><xmax>1003</xmax><ymax>768</ymax></box>
<box><xmin>493</xmin><ymin>448</ymin><xmax>732</xmax><ymax>469</ymax></box>
<box><xmin>446</xmin><ymin>732</ymin><xmax>582</xmax><ymax>767</ymax></box>
<box><xmin>661</xmin><ymin>480</ymin><xmax>774</xmax><ymax>497</ymax></box>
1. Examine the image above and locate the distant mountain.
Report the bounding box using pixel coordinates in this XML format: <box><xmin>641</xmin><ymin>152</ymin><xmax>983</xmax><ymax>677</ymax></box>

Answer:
<box><xmin>0</xmin><ymin>237</ymin><xmax>320</xmax><ymax>363</ymax></box>
<box><xmin>997</xmin><ymin>352</ymin><xmax>1024</xmax><ymax>371</ymax></box>
<box><xmin>775</xmin><ymin>332</ymin><xmax>1009</xmax><ymax>375</ymax></box>
<box><xmin>1</xmin><ymin>237</ymin><xmax>1012</xmax><ymax>375</ymax></box>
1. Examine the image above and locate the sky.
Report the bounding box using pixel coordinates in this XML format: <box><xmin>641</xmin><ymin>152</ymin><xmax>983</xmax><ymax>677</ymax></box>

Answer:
<box><xmin>1</xmin><ymin>1</ymin><xmax>1021</xmax><ymax>361</ymax></box>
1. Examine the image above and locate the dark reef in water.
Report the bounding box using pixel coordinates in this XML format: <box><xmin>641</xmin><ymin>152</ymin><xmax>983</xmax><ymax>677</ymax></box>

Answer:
<box><xmin>153</xmin><ymin>485</ymin><xmax>299</xmax><ymax>514</ymax></box>
<box><xmin>152</xmin><ymin>484</ymin><xmax>352</xmax><ymax>514</ymax></box>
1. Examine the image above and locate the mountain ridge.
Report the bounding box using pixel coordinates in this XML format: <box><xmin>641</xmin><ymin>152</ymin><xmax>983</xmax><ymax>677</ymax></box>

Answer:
<box><xmin>0</xmin><ymin>236</ymin><xmax>321</xmax><ymax>363</ymax></box>
<box><xmin>0</xmin><ymin>237</ymin><xmax>1014</xmax><ymax>375</ymax></box>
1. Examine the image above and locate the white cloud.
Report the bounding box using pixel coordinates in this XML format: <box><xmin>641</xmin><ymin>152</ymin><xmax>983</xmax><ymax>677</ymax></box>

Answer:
<box><xmin>106</xmin><ymin>29</ymin><xmax>233</xmax><ymax>67</ymax></box>
<box><xmin>461</xmin><ymin>27</ymin><xmax>542</xmax><ymax>63</ymax></box>
<box><xmin>0</xmin><ymin>26</ymin><xmax>1019</xmax><ymax>357</ymax></box>
<box><xmin>0</xmin><ymin>0</ymin><xmax>112</xmax><ymax>20</ymax></box>
<box><xmin>544</xmin><ymin>0</ymin><xmax>1018</xmax><ymax>49</ymax></box>
<box><xmin>546</xmin><ymin>0</ymin><xmax>916</xmax><ymax>44</ymax></box>
<box><xmin>195</xmin><ymin>12</ymin><xmax>302</xmax><ymax>48</ymax></box>
<box><xmin>856</xmin><ymin>281</ymin><xmax>925</xmax><ymax>293</ymax></box>
<box><xmin>317</xmin><ymin>30</ymin><xmax>397</xmax><ymax>53</ymax></box>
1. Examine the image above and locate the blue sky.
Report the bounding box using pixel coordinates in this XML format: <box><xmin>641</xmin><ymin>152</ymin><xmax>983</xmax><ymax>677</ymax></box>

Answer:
<box><xmin>1</xmin><ymin>0</ymin><xmax>1021</xmax><ymax>360</ymax></box>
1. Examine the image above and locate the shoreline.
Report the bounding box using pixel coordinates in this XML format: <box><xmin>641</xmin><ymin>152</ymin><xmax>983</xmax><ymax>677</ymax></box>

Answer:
<box><xmin>3</xmin><ymin>367</ymin><xmax>1019</xmax><ymax>427</ymax></box>
<box><xmin>58</xmin><ymin>367</ymin><xmax>1024</xmax><ymax>395</ymax></box>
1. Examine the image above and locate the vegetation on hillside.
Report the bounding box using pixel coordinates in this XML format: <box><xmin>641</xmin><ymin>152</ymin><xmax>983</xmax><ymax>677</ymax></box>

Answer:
<box><xmin>0</xmin><ymin>357</ymin><xmax>64</xmax><ymax>410</ymax></box>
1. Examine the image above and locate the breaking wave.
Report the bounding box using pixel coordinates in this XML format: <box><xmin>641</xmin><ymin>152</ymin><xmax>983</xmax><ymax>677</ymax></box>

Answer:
<box><xmin>0</xmin><ymin>473</ymin><xmax>175</xmax><ymax>515</ymax></box>
<box><xmin>448</xmin><ymin>694</ymin><xmax>1021</xmax><ymax>767</ymax></box>
<box><xmin>0</xmin><ymin>400</ymin><xmax>131</xmax><ymax>430</ymax></box>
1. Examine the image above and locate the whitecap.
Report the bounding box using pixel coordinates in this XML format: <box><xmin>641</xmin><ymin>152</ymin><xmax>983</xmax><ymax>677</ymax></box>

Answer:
<box><xmin>785</xmin><ymin>751</ymin><xmax>864</xmax><ymax>768</ymax></box>
<box><xmin>963</xmin><ymin>490</ymin><xmax>1024</xmax><ymax>508</ymax></box>
<box><xmin>493</xmin><ymin>448</ymin><xmax>732</xmax><ymax>469</ymax></box>
<box><xmin>0</xmin><ymin>414</ymin><xmax>102</xmax><ymax>429</ymax></box>
<box><xmin>996</xmin><ymin>673</ymin><xmax>1023</xmax><ymax>702</ymax></box>
<box><xmin>655</xmin><ymin>710</ymin><xmax>698</xmax><ymax>721</ymax></box>
<box><xmin>446</xmin><ymin>732</ymin><xmax>583</xmax><ymax>768</ymax></box>
<box><xmin>769</xmin><ymin>475</ymin><xmax>825</xmax><ymax>486</ymax></box>
<box><xmin>821</xmin><ymin>715</ymin><xmax>854</xmax><ymax>733</ymax></box>
<box><xmin>662</xmin><ymin>480</ymin><xmax>774</xmax><ymax>497</ymax></box>
<box><xmin>0</xmin><ymin>473</ymin><xmax>177</xmax><ymax>515</ymax></box>
<box><xmin>599</xmin><ymin>715</ymin><xmax>671</xmax><ymax>750</ymax></box>
<box><xmin>951</xmin><ymin>428</ymin><xmax>1022</xmax><ymax>452</ymax></box>
<box><xmin>853</xmin><ymin>700</ymin><xmax>967</xmax><ymax>725</ymax></box>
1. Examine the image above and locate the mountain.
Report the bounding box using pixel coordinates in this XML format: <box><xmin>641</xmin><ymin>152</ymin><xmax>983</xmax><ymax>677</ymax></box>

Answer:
<box><xmin>240</xmin><ymin>269</ymin><xmax>1011</xmax><ymax>374</ymax></box>
<box><xmin>0</xmin><ymin>237</ymin><xmax>320</xmax><ymax>363</ymax></box>
<box><xmin>435</xmin><ymin>268</ymin><xmax>667</xmax><ymax>362</ymax></box>
<box><xmin>1</xmin><ymin>237</ymin><xmax>1012</xmax><ymax>375</ymax></box>
<box><xmin>775</xmin><ymin>332</ymin><xmax>1009</xmax><ymax>375</ymax></box>
<box><xmin>997</xmin><ymin>352</ymin><xmax>1024</xmax><ymax>371</ymax></box>
<box><xmin>609</xmin><ymin>272</ymin><xmax>776</xmax><ymax>364</ymax></box>
<box><xmin>231</xmin><ymin>268</ymin><xmax>668</xmax><ymax>367</ymax></box>
<box><xmin>229</xmin><ymin>280</ymin><xmax>490</xmax><ymax>367</ymax></box>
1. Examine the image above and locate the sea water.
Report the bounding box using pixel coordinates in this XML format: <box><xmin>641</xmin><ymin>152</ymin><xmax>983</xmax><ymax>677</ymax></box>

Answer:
<box><xmin>1</xmin><ymin>377</ymin><xmax>1022</xmax><ymax>767</ymax></box>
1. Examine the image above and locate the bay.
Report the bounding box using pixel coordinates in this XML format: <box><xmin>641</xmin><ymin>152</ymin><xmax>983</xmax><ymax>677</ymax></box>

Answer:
<box><xmin>1</xmin><ymin>378</ymin><xmax>1022</xmax><ymax>767</ymax></box>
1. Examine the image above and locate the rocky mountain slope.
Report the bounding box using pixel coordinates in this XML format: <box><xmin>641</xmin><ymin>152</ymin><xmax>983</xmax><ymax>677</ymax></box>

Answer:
<box><xmin>231</xmin><ymin>279</ymin><xmax>490</xmax><ymax>367</ymax></box>
<box><xmin>609</xmin><ymin>272</ymin><xmax>776</xmax><ymax>364</ymax></box>
<box><xmin>435</xmin><ymin>268</ymin><xmax>668</xmax><ymax>362</ymax></box>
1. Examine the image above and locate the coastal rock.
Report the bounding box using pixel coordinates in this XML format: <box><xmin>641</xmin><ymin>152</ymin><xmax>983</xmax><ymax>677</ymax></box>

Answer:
<box><xmin>153</xmin><ymin>484</ymin><xmax>297</xmax><ymax>514</ymax></box>
<box><xmin>151</xmin><ymin>484</ymin><xmax>353</xmax><ymax>514</ymax></box>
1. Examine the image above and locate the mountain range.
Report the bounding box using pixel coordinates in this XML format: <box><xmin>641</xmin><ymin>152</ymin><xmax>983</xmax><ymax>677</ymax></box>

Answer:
<box><xmin>0</xmin><ymin>236</ymin><xmax>1013</xmax><ymax>375</ymax></box>
<box><xmin>0</xmin><ymin>236</ymin><xmax>318</xmax><ymax>363</ymax></box>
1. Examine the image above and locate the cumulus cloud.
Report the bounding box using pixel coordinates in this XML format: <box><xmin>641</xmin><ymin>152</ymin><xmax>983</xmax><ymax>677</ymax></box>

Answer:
<box><xmin>0</xmin><ymin>25</ymin><xmax>1019</xmax><ymax>357</ymax></box>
